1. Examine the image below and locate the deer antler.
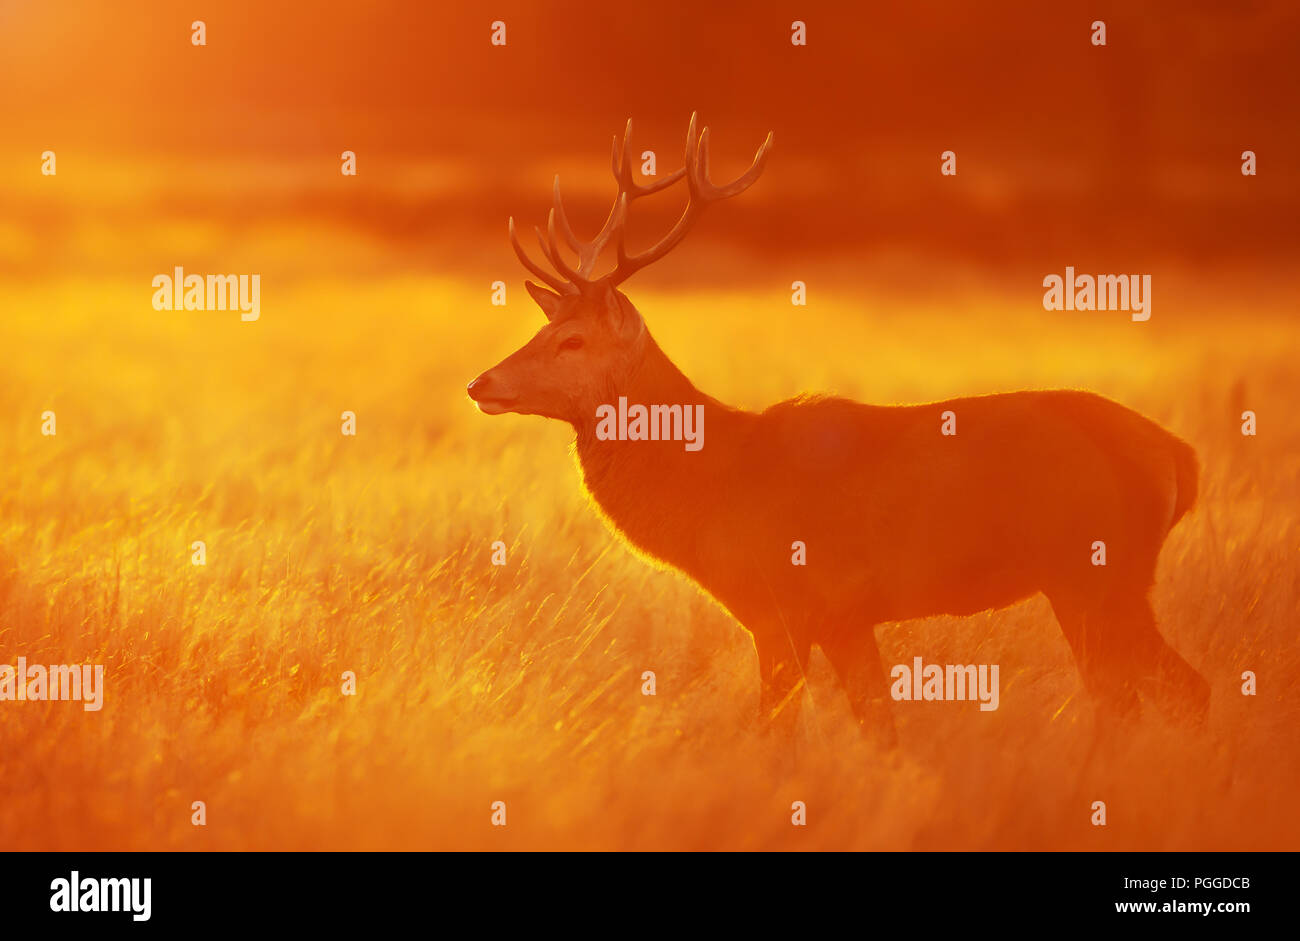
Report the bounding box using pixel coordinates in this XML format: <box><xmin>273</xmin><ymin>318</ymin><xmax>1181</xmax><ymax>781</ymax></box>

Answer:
<box><xmin>508</xmin><ymin>217</ymin><xmax>574</xmax><ymax>295</ymax></box>
<box><xmin>608</xmin><ymin>113</ymin><xmax>772</xmax><ymax>286</ymax></box>
<box><xmin>508</xmin><ymin>113</ymin><xmax>772</xmax><ymax>292</ymax></box>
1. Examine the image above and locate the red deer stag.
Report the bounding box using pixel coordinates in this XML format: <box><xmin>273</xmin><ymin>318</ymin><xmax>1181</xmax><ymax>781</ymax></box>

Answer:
<box><xmin>467</xmin><ymin>114</ymin><xmax>1210</xmax><ymax>744</ymax></box>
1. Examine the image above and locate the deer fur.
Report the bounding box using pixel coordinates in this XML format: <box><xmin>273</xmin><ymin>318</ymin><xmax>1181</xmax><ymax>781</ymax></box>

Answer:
<box><xmin>468</xmin><ymin>116</ymin><xmax>1210</xmax><ymax>744</ymax></box>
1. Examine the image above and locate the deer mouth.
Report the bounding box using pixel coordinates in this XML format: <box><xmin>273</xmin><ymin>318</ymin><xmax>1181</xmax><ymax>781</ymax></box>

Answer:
<box><xmin>473</xmin><ymin>396</ymin><xmax>519</xmax><ymax>415</ymax></box>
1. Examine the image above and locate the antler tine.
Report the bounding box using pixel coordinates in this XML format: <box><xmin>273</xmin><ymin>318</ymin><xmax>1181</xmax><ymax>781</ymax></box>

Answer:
<box><xmin>532</xmin><ymin>221</ymin><xmax>577</xmax><ymax>287</ymax></box>
<box><xmin>543</xmin><ymin>211</ymin><xmax>584</xmax><ymax>284</ymax></box>
<box><xmin>613</xmin><ymin>117</ymin><xmax>687</xmax><ymax>199</ymax></box>
<box><xmin>509</xmin><ymin>216</ymin><xmax>574</xmax><ymax>294</ymax></box>
<box><xmin>612</xmin><ymin>192</ymin><xmax>634</xmax><ymax>270</ymax></box>
<box><xmin>692</xmin><ymin>126</ymin><xmax>774</xmax><ymax>200</ymax></box>
<box><xmin>577</xmin><ymin>197</ymin><xmax>626</xmax><ymax>278</ymax></box>
<box><xmin>551</xmin><ymin>176</ymin><xmax>583</xmax><ymax>254</ymax></box>
<box><xmin>553</xmin><ymin>173</ymin><xmax>630</xmax><ymax>280</ymax></box>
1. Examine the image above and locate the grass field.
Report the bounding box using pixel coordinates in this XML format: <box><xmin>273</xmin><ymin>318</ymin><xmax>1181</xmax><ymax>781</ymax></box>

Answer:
<box><xmin>1</xmin><ymin>267</ymin><xmax>1296</xmax><ymax>850</ymax></box>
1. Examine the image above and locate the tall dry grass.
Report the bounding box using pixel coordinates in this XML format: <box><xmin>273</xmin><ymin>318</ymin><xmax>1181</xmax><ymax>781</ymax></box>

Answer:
<box><xmin>0</xmin><ymin>270</ymin><xmax>1296</xmax><ymax>849</ymax></box>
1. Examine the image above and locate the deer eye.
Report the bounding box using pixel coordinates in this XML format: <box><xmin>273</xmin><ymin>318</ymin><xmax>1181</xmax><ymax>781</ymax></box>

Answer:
<box><xmin>559</xmin><ymin>335</ymin><xmax>585</xmax><ymax>352</ymax></box>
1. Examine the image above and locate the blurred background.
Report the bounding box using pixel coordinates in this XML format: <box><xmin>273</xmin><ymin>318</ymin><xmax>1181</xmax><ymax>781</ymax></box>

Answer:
<box><xmin>1</xmin><ymin>0</ymin><xmax>1298</xmax><ymax>287</ymax></box>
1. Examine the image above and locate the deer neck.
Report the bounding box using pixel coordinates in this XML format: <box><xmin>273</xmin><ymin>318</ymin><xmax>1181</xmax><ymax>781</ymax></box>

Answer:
<box><xmin>573</xmin><ymin>334</ymin><xmax>737</xmax><ymax>566</ymax></box>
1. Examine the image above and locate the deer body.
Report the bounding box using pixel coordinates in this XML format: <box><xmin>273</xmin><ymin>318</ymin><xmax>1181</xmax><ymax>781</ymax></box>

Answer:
<box><xmin>470</xmin><ymin>115</ymin><xmax>1209</xmax><ymax>742</ymax></box>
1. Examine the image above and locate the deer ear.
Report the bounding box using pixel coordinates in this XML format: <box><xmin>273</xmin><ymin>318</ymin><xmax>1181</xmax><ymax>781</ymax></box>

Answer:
<box><xmin>524</xmin><ymin>280</ymin><xmax>564</xmax><ymax>321</ymax></box>
<box><xmin>601</xmin><ymin>284</ymin><xmax>643</xmax><ymax>342</ymax></box>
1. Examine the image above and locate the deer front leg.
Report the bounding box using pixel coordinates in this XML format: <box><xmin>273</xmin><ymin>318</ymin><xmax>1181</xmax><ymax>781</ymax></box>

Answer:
<box><xmin>820</xmin><ymin>623</ymin><xmax>898</xmax><ymax>748</ymax></box>
<box><xmin>755</xmin><ymin>632</ymin><xmax>810</xmax><ymax>740</ymax></box>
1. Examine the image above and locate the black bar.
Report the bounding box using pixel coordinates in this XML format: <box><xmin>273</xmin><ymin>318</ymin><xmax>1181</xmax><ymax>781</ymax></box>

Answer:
<box><xmin>0</xmin><ymin>851</ymin><xmax>1284</xmax><ymax>929</ymax></box>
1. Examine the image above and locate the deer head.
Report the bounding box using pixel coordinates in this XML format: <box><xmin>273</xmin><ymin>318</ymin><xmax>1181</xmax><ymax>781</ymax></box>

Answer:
<box><xmin>467</xmin><ymin>113</ymin><xmax>773</xmax><ymax>424</ymax></box>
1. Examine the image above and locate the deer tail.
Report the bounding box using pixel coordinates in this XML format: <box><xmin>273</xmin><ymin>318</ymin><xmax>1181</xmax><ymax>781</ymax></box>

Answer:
<box><xmin>1169</xmin><ymin>435</ymin><xmax>1199</xmax><ymax>530</ymax></box>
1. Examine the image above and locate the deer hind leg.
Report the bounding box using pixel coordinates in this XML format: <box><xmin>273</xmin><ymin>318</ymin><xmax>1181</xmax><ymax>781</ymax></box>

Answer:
<box><xmin>1047</xmin><ymin>590</ymin><xmax>1208</xmax><ymax>725</ymax></box>
<box><xmin>819</xmin><ymin>624</ymin><xmax>898</xmax><ymax>748</ymax></box>
<box><xmin>1046</xmin><ymin>593</ymin><xmax>1143</xmax><ymax>721</ymax></box>
<box><xmin>1127</xmin><ymin>599</ymin><xmax>1210</xmax><ymax>724</ymax></box>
